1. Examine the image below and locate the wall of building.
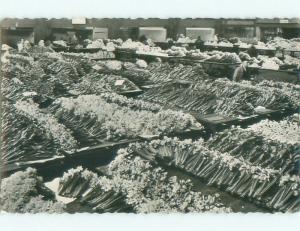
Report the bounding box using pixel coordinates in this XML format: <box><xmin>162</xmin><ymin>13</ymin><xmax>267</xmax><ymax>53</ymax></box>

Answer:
<box><xmin>1</xmin><ymin>18</ymin><xmax>300</xmax><ymax>45</ymax></box>
<box><xmin>89</xmin><ymin>18</ymin><xmax>170</xmax><ymax>38</ymax></box>
<box><xmin>177</xmin><ymin>18</ymin><xmax>219</xmax><ymax>37</ymax></box>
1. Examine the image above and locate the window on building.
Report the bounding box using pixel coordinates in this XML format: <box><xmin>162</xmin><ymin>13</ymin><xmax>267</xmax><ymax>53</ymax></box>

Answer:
<box><xmin>224</xmin><ymin>26</ymin><xmax>255</xmax><ymax>40</ymax></box>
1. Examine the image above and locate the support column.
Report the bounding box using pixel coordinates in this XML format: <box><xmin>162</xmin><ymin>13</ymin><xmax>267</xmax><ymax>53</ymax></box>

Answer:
<box><xmin>255</xmin><ymin>26</ymin><xmax>261</xmax><ymax>41</ymax></box>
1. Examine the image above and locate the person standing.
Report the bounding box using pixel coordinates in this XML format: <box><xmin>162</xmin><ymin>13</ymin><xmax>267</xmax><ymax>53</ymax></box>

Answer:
<box><xmin>70</xmin><ymin>34</ymin><xmax>79</xmax><ymax>46</ymax></box>
<box><xmin>232</xmin><ymin>61</ymin><xmax>247</xmax><ymax>82</ymax></box>
<box><xmin>195</xmin><ymin>36</ymin><xmax>205</xmax><ymax>51</ymax></box>
<box><xmin>233</xmin><ymin>44</ymin><xmax>240</xmax><ymax>54</ymax></box>
<box><xmin>167</xmin><ymin>38</ymin><xmax>175</xmax><ymax>48</ymax></box>
<box><xmin>68</xmin><ymin>32</ymin><xmax>78</xmax><ymax>46</ymax></box>
<box><xmin>214</xmin><ymin>34</ymin><xmax>218</xmax><ymax>43</ymax></box>
<box><xmin>139</xmin><ymin>35</ymin><xmax>148</xmax><ymax>45</ymax></box>
<box><xmin>247</xmin><ymin>44</ymin><xmax>258</xmax><ymax>58</ymax></box>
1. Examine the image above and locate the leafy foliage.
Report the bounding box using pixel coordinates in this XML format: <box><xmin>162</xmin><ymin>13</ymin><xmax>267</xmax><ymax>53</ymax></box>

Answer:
<box><xmin>0</xmin><ymin>168</ymin><xmax>65</xmax><ymax>213</ymax></box>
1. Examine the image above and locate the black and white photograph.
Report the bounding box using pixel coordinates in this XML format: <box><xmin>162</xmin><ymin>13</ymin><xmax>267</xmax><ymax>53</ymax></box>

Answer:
<box><xmin>0</xmin><ymin>0</ymin><xmax>299</xmax><ymax>230</ymax></box>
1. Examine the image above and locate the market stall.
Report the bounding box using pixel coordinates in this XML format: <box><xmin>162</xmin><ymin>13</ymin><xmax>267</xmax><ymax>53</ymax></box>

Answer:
<box><xmin>1</xmin><ymin>18</ymin><xmax>300</xmax><ymax>215</ymax></box>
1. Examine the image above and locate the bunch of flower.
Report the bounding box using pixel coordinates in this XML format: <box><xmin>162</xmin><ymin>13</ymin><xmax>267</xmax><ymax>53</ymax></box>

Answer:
<box><xmin>146</xmin><ymin>62</ymin><xmax>209</xmax><ymax>84</ymax></box>
<box><xmin>140</xmin><ymin>78</ymin><xmax>297</xmax><ymax>117</ymax></box>
<box><xmin>99</xmin><ymin>92</ymin><xmax>161</xmax><ymax>112</ymax></box>
<box><xmin>5</xmin><ymin>53</ymin><xmax>34</xmax><ymax>65</ymax></box>
<box><xmin>49</xmin><ymin>95</ymin><xmax>202</xmax><ymax>145</ymax></box>
<box><xmin>129</xmin><ymin>137</ymin><xmax>300</xmax><ymax>212</ymax></box>
<box><xmin>96</xmin><ymin>149</ymin><xmax>231</xmax><ymax>213</ymax></box>
<box><xmin>119</xmin><ymin>39</ymin><xmax>164</xmax><ymax>56</ymax></box>
<box><xmin>0</xmin><ymin>168</ymin><xmax>65</xmax><ymax>213</ymax></box>
<box><xmin>1</xmin><ymin>77</ymin><xmax>26</xmax><ymax>102</ymax></box>
<box><xmin>176</xmin><ymin>35</ymin><xmax>196</xmax><ymax>44</ymax></box>
<box><xmin>56</xmin><ymin>150</ymin><xmax>231</xmax><ymax>213</ymax></box>
<box><xmin>207</xmin><ymin>126</ymin><xmax>299</xmax><ymax>175</ymax></box>
<box><xmin>71</xmin><ymin>72</ymin><xmax>140</xmax><ymax>95</ymax></box>
<box><xmin>14</xmin><ymin>99</ymin><xmax>78</xmax><ymax>152</ymax></box>
<box><xmin>2</xmin><ymin>101</ymin><xmax>66</xmax><ymax>164</ymax></box>
<box><xmin>204</xmin><ymin>51</ymin><xmax>241</xmax><ymax>63</ymax></box>
<box><xmin>86</xmin><ymin>39</ymin><xmax>105</xmax><ymax>49</ymax></box>
<box><xmin>165</xmin><ymin>46</ymin><xmax>187</xmax><ymax>57</ymax></box>
<box><xmin>282</xmin><ymin>54</ymin><xmax>300</xmax><ymax>66</ymax></box>
<box><xmin>52</xmin><ymin>40</ymin><xmax>68</xmax><ymax>48</ymax></box>
<box><xmin>267</xmin><ymin>37</ymin><xmax>300</xmax><ymax>51</ymax></box>
<box><xmin>255</xmin><ymin>80</ymin><xmax>300</xmax><ymax>106</ymax></box>
<box><xmin>58</xmin><ymin>166</ymin><xmax>99</xmax><ymax>198</ymax></box>
<box><xmin>62</xmin><ymin>50</ymin><xmax>115</xmax><ymax>60</ymax></box>
<box><xmin>269</xmin><ymin>174</ymin><xmax>300</xmax><ymax>210</ymax></box>
<box><xmin>247</xmin><ymin>119</ymin><xmax>300</xmax><ymax>145</ymax></box>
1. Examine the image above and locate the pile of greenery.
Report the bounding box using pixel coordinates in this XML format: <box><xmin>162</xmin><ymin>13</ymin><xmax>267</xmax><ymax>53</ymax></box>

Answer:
<box><xmin>0</xmin><ymin>168</ymin><xmax>65</xmax><ymax>213</ymax></box>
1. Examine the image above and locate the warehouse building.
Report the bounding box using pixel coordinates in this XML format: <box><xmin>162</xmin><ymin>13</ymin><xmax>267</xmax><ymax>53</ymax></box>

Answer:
<box><xmin>1</xmin><ymin>18</ymin><xmax>300</xmax><ymax>47</ymax></box>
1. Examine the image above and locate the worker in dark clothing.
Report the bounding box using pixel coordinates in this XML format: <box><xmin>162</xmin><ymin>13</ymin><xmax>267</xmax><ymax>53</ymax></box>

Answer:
<box><xmin>45</xmin><ymin>40</ymin><xmax>52</xmax><ymax>47</ymax></box>
<box><xmin>76</xmin><ymin>33</ymin><xmax>83</xmax><ymax>44</ymax></box>
<box><xmin>233</xmin><ymin>44</ymin><xmax>240</xmax><ymax>54</ymax></box>
<box><xmin>195</xmin><ymin>36</ymin><xmax>205</xmax><ymax>51</ymax></box>
<box><xmin>247</xmin><ymin>45</ymin><xmax>258</xmax><ymax>58</ymax></box>
<box><xmin>139</xmin><ymin>35</ymin><xmax>148</xmax><ymax>45</ymax></box>
<box><xmin>68</xmin><ymin>32</ymin><xmax>79</xmax><ymax>47</ymax></box>
<box><xmin>167</xmin><ymin>38</ymin><xmax>175</xmax><ymax>48</ymax></box>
